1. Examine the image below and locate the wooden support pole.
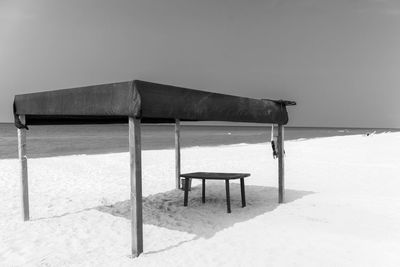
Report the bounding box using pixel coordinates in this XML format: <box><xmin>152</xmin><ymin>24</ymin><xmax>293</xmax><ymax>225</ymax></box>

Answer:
<box><xmin>278</xmin><ymin>124</ymin><xmax>284</xmax><ymax>203</ymax></box>
<box><xmin>129</xmin><ymin>117</ymin><xmax>143</xmax><ymax>257</ymax></box>
<box><xmin>18</xmin><ymin>115</ymin><xmax>30</xmax><ymax>221</ymax></box>
<box><xmin>175</xmin><ymin>119</ymin><xmax>181</xmax><ymax>189</ymax></box>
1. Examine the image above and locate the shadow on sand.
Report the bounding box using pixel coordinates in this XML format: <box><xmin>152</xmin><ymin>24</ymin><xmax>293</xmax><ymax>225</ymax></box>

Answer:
<box><xmin>96</xmin><ymin>183</ymin><xmax>313</xmax><ymax>254</ymax></box>
<box><xmin>31</xmin><ymin>183</ymin><xmax>313</xmax><ymax>254</ymax></box>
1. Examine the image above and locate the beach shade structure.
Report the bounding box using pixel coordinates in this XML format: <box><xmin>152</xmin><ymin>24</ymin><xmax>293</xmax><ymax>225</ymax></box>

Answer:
<box><xmin>13</xmin><ymin>80</ymin><xmax>296</xmax><ymax>257</ymax></box>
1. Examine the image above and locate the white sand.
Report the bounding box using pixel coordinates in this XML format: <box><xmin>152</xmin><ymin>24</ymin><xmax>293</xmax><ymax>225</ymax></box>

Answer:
<box><xmin>1</xmin><ymin>133</ymin><xmax>400</xmax><ymax>266</ymax></box>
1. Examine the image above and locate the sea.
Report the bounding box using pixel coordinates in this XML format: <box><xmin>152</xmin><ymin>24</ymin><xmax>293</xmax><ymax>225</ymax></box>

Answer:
<box><xmin>0</xmin><ymin>123</ymin><xmax>397</xmax><ymax>159</ymax></box>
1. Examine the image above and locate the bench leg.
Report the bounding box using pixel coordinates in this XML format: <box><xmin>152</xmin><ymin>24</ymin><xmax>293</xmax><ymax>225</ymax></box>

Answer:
<box><xmin>202</xmin><ymin>179</ymin><xmax>205</xmax><ymax>203</ymax></box>
<box><xmin>225</xmin><ymin>179</ymin><xmax>231</xmax><ymax>213</ymax></box>
<box><xmin>240</xmin><ymin>178</ymin><xmax>246</xmax><ymax>207</ymax></box>
<box><xmin>184</xmin><ymin>178</ymin><xmax>189</xmax><ymax>206</ymax></box>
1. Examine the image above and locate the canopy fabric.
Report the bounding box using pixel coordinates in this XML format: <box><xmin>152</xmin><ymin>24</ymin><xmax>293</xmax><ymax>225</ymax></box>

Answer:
<box><xmin>13</xmin><ymin>80</ymin><xmax>295</xmax><ymax>128</ymax></box>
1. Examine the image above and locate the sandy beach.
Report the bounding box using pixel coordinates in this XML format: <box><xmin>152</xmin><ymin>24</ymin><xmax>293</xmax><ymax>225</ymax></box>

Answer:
<box><xmin>2</xmin><ymin>0</ymin><xmax>400</xmax><ymax>265</ymax></box>
<box><xmin>1</xmin><ymin>129</ymin><xmax>399</xmax><ymax>266</ymax></box>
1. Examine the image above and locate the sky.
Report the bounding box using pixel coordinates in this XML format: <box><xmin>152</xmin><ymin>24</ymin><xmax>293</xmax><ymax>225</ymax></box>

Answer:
<box><xmin>1</xmin><ymin>0</ymin><xmax>400</xmax><ymax>127</ymax></box>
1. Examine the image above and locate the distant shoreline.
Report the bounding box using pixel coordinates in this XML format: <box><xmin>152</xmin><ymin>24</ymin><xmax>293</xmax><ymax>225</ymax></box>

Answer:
<box><xmin>1</xmin><ymin>124</ymin><xmax>398</xmax><ymax>160</ymax></box>
<box><xmin>0</xmin><ymin>122</ymin><xmax>398</xmax><ymax>131</ymax></box>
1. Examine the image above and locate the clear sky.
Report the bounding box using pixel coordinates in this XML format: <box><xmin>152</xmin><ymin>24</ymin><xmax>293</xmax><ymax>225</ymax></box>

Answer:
<box><xmin>1</xmin><ymin>0</ymin><xmax>400</xmax><ymax>127</ymax></box>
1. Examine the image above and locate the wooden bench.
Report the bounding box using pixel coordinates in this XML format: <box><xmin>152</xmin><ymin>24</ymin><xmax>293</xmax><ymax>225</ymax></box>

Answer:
<box><xmin>180</xmin><ymin>172</ymin><xmax>250</xmax><ymax>213</ymax></box>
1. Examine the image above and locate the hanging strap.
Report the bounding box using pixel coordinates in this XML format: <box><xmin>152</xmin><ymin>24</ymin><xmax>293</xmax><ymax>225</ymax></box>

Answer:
<box><xmin>270</xmin><ymin>124</ymin><xmax>278</xmax><ymax>159</ymax></box>
<box><xmin>270</xmin><ymin>124</ymin><xmax>274</xmax><ymax>141</ymax></box>
<box><xmin>13</xmin><ymin>102</ymin><xmax>29</xmax><ymax>130</ymax></box>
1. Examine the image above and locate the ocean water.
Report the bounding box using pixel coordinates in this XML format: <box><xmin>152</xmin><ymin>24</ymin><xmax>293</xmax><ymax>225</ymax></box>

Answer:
<box><xmin>0</xmin><ymin>123</ymin><xmax>397</xmax><ymax>159</ymax></box>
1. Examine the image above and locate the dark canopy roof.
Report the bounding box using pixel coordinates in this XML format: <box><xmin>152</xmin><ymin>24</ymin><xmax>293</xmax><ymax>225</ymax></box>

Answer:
<box><xmin>14</xmin><ymin>80</ymin><xmax>295</xmax><ymax>128</ymax></box>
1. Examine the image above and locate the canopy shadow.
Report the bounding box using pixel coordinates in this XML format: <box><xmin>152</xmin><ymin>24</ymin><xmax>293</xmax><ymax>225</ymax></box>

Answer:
<box><xmin>97</xmin><ymin>184</ymin><xmax>313</xmax><ymax>239</ymax></box>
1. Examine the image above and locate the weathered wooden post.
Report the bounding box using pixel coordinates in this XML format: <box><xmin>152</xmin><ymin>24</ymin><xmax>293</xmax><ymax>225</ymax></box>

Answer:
<box><xmin>129</xmin><ymin>117</ymin><xmax>143</xmax><ymax>257</ymax></box>
<box><xmin>175</xmin><ymin>119</ymin><xmax>181</xmax><ymax>189</ymax></box>
<box><xmin>277</xmin><ymin>124</ymin><xmax>284</xmax><ymax>203</ymax></box>
<box><xmin>18</xmin><ymin>115</ymin><xmax>30</xmax><ymax>221</ymax></box>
